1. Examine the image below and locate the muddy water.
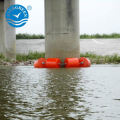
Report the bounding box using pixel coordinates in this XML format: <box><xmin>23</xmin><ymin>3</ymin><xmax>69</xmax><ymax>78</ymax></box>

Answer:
<box><xmin>0</xmin><ymin>65</ymin><xmax>120</xmax><ymax>120</ymax></box>
<box><xmin>16</xmin><ymin>39</ymin><xmax>120</xmax><ymax>56</ymax></box>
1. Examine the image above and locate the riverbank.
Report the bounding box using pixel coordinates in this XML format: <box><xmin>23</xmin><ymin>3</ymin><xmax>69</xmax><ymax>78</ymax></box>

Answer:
<box><xmin>0</xmin><ymin>52</ymin><xmax>120</xmax><ymax>66</ymax></box>
<box><xmin>16</xmin><ymin>33</ymin><xmax>120</xmax><ymax>39</ymax></box>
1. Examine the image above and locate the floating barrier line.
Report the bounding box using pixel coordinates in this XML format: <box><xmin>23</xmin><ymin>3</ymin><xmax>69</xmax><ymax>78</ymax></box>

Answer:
<box><xmin>34</xmin><ymin>57</ymin><xmax>91</xmax><ymax>68</ymax></box>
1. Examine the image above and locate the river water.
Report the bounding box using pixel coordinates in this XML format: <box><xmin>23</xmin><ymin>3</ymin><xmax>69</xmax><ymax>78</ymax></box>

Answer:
<box><xmin>0</xmin><ymin>65</ymin><xmax>120</xmax><ymax>120</ymax></box>
<box><xmin>16</xmin><ymin>39</ymin><xmax>120</xmax><ymax>55</ymax></box>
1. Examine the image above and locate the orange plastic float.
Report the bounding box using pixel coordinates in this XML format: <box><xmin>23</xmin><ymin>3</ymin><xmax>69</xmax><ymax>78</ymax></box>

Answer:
<box><xmin>46</xmin><ymin>58</ymin><xmax>61</xmax><ymax>68</ymax></box>
<box><xmin>34</xmin><ymin>57</ymin><xmax>91</xmax><ymax>68</ymax></box>
<box><xmin>79</xmin><ymin>57</ymin><xmax>91</xmax><ymax>67</ymax></box>
<box><xmin>64</xmin><ymin>58</ymin><xmax>80</xmax><ymax>68</ymax></box>
<box><xmin>34</xmin><ymin>58</ymin><xmax>46</xmax><ymax>68</ymax></box>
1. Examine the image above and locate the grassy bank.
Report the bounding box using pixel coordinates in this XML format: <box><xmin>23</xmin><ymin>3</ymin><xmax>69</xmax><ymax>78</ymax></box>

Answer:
<box><xmin>0</xmin><ymin>52</ymin><xmax>45</xmax><ymax>66</ymax></box>
<box><xmin>16</xmin><ymin>52</ymin><xmax>45</xmax><ymax>61</ymax></box>
<box><xmin>80</xmin><ymin>53</ymin><xmax>120</xmax><ymax>64</ymax></box>
<box><xmin>16</xmin><ymin>33</ymin><xmax>120</xmax><ymax>39</ymax></box>
<box><xmin>0</xmin><ymin>52</ymin><xmax>45</xmax><ymax>62</ymax></box>
<box><xmin>1</xmin><ymin>52</ymin><xmax>120</xmax><ymax>65</ymax></box>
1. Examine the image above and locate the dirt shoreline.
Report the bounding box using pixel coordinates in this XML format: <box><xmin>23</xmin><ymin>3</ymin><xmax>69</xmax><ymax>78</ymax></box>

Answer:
<box><xmin>0</xmin><ymin>60</ymin><xmax>35</xmax><ymax>66</ymax></box>
<box><xmin>1</xmin><ymin>52</ymin><xmax>120</xmax><ymax>66</ymax></box>
<box><xmin>0</xmin><ymin>60</ymin><xmax>119</xmax><ymax>67</ymax></box>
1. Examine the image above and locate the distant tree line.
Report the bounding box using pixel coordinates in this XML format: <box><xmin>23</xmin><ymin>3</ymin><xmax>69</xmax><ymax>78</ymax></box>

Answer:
<box><xmin>80</xmin><ymin>33</ymin><xmax>120</xmax><ymax>39</ymax></box>
<box><xmin>16</xmin><ymin>33</ymin><xmax>120</xmax><ymax>39</ymax></box>
<box><xmin>16</xmin><ymin>34</ymin><xmax>45</xmax><ymax>39</ymax></box>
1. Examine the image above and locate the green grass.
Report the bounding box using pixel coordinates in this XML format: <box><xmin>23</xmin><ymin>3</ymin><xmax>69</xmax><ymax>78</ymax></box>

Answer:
<box><xmin>80</xmin><ymin>53</ymin><xmax>120</xmax><ymax>64</ymax></box>
<box><xmin>16</xmin><ymin>52</ymin><xmax>45</xmax><ymax>61</ymax></box>
<box><xmin>16</xmin><ymin>33</ymin><xmax>120</xmax><ymax>39</ymax></box>
<box><xmin>1</xmin><ymin>52</ymin><xmax>120</xmax><ymax>64</ymax></box>
<box><xmin>0</xmin><ymin>54</ymin><xmax>5</xmax><ymax>59</ymax></box>
<box><xmin>0</xmin><ymin>52</ymin><xmax>45</xmax><ymax>63</ymax></box>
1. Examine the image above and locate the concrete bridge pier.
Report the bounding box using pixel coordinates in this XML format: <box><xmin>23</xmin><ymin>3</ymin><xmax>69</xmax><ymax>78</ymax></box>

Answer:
<box><xmin>0</xmin><ymin>1</ymin><xmax>5</xmax><ymax>55</ymax></box>
<box><xmin>45</xmin><ymin>0</ymin><xmax>80</xmax><ymax>61</ymax></box>
<box><xmin>4</xmin><ymin>0</ymin><xmax>16</xmax><ymax>60</ymax></box>
<box><xmin>0</xmin><ymin>0</ymin><xmax>16</xmax><ymax>60</ymax></box>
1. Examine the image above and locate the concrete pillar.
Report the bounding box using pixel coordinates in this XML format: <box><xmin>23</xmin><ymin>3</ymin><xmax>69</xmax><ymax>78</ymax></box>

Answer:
<box><xmin>4</xmin><ymin>0</ymin><xmax>16</xmax><ymax>60</ymax></box>
<box><xmin>0</xmin><ymin>1</ymin><xmax>5</xmax><ymax>55</ymax></box>
<box><xmin>45</xmin><ymin>0</ymin><xmax>80</xmax><ymax>61</ymax></box>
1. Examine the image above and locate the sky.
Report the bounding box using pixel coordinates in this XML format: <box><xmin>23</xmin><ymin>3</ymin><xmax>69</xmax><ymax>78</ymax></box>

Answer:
<box><xmin>16</xmin><ymin>0</ymin><xmax>120</xmax><ymax>35</ymax></box>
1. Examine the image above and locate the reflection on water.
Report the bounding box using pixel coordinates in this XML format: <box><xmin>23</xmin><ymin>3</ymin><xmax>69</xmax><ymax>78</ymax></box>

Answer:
<box><xmin>45</xmin><ymin>69</ymin><xmax>88</xmax><ymax>120</ymax></box>
<box><xmin>0</xmin><ymin>65</ymin><xmax>120</xmax><ymax>120</ymax></box>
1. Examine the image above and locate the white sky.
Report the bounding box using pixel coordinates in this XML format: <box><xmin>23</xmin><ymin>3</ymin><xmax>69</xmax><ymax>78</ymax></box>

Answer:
<box><xmin>16</xmin><ymin>0</ymin><xmax>120</xmax><ymax>35</ymax></box>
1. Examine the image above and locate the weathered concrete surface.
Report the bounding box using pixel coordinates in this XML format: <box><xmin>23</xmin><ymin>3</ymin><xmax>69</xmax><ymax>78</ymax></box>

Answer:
<box><xmin>0</xmin><ymin>1</ymin><xmax>5</xmax><ymax>55</ymax></box>
<box><xmin>45</xmin><ymin>0</ymin><xmax>80</xmax><ymax>60</ymax></box>
<box><xmin>4</xmin><ymin>0</ymin><xmax>16</xmax><ymax>60</ymax></box>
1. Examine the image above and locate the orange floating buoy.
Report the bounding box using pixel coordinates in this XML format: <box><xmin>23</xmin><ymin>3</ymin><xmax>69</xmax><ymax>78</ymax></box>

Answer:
<box><xmin>79</xmin><ymin>57</ymin><xmax>91</xmax><ymax>67</ymax></box>
<box><xmin>46</xmin><ymin>58</ymin><xmax>61</xmax><ymax>68</ymax></box>
<box><xmin>34</xmin><ymin>58</ymin><xmax>46</xmax><ymax>68</ymax></box>
<box><xmin>64</xmin><ymin>58</ymin><xmax>80</xmax><ymax>68</ymax></box>
<box><xmin>34</xmin><ymin>57</ymin><xmax>91</xmax><ymax>68</ymax></box>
